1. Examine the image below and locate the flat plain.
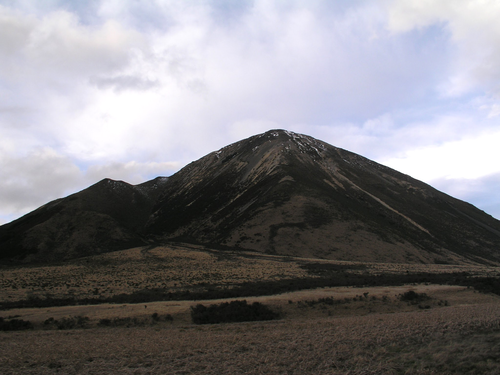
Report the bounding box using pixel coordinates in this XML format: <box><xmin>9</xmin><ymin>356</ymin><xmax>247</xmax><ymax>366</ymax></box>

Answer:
<box><xmin>1</xmin><ymin>245</ymin><xmax>500</xmax><ymax>374</ymax></box>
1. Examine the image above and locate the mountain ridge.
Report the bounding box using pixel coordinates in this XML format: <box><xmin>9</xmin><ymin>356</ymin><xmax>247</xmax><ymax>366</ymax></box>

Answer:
<box><xmin>1</xmin><ymin>129</ymin><xmax>500</xmax><ymax>265</ymax></box>
<box><xmin>0</xmin><ymin>176</ymin><xmax>169</xmax><ymax>262</ymax></box>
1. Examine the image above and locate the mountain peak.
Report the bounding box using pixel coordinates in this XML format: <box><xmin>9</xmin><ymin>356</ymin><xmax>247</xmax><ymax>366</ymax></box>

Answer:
<box><xmin>145</xmin><ymin>130</ymin><xmax>500</xmax><ymax>264</ymax></box>
<box><xmin>205</xmin><ymin>129</ymin><xmax>331</xmax><ymax>175</ymax></box>
<box><xmin>2</xmin><ymin>129</ymin><xmax>500</xmax><ymax>265</ymax></box>
<box><xmin>255</xmin><ymin>128</ymin><xmax>326</xmax><ymax>147</ymax></box>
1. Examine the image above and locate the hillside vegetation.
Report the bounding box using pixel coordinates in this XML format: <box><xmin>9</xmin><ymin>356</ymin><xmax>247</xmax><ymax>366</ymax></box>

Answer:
<box><xmin>1</xmin><ymin>244</ymin><xmax>499</xmax><ymax>309</ymax></box>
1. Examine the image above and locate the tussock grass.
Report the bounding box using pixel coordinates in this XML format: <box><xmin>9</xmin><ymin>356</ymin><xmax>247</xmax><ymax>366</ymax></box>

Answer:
<box><xmin>1</xmin><ymin>244</ymin><xmax>498</xmax><ymax>307</ymax></box>
<box><xmin>1</xmin><ymin>245</ymin><xmax>500</xmax><ymax>373</ymax></box>
<box><xmin>1</xmin><ymin>303</ymin><xmax>499</xmax><ymax>374</ymax></box>
<box><xmin>0</xmin><ymin>245</ymin><xmax>310</xmax><ymax>304</ymax></box>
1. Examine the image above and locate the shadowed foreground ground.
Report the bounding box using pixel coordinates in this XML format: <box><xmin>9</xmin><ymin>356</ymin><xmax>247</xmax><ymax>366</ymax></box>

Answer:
<box><xmin>1</xmin><ymin>303</ymin><xmax>500</xmax><ymax>374</ymax></box>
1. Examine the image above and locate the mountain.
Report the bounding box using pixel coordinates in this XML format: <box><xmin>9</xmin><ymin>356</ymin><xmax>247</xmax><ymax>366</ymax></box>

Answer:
<box><xmin>0</xmin><ymin>177</ymin><xmax>168</xmax><ymax>262</ymax></box>
<box><xmin>145</xmin><ymin>130</ymin><xmax>500</xmax><ymax>265</ymax></box>
<box><xmin>1</xmin><ymin>129</ymin><xmax>500</xmax><ymax>265</ymax></box>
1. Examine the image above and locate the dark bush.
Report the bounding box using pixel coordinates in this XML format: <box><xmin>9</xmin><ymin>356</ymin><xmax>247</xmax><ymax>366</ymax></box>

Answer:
<box><xmin>164</xmin><ymin>314</ymin><xmax>174</xmax><ymax>322</ymax></box>
<box><xmin>399</xmin><ymin>291</ymin><xmax>430</xmax><ymax>303</ymax></box>
<box><xmin>54</xmin><ymin>316</ymin><xmax>89</xmax><ymax>330</ymax></box>
<box><xmin>42</xmin><ymin>316</ymin><xmax>89</xmax><ymax>330</ymax></box>
<box><xmin>97</xmin><ymin>317</ymin><xmax>144</xmax><ymax>327</ymax></box>
<box><xmin>0</xmin><ymin>317</ymin><xmax>33</xmax><ymax>331</ymax></box>
<box><xmin>44</xmin><ymin>317</ymin><xmax>55</xmax><ymax>325</ymax></box>
<box><xmin>318</xmin><ymin>297</ymin><xmax>336</xmax><ymax>305</ymax></box>
<box><xmin>98</xmin><ymin>318</ymin><xmax>112</xmax><ymax>326</ymax></box>
<box><xmin>151</xmin><ymin>313</ymin><xmax>173</xmax><ymax>322</ymax></box>
<box><xmin>1</xmin><ymin>273</ymin><xmax>498</xmax><ymax>310</ymax></box>
<box><xmin>191</xmin><ymin>300</ymin><xmax>280</xmax><ymax>324</ymax></box>
<box><xmin>299</xmin><ymin>296</ymin><xmax>356</xmax><ymax>308</ymax></box>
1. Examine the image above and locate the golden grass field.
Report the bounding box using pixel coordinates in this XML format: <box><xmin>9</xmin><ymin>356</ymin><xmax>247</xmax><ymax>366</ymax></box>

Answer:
<box><xmin>1</xmin><ymin>244</ymin><xmax>497</xmax><ymax>302</ymax></box>
<box><xmin>1</xmin><ymin>286</ymin><xmax>500</xmax><ymax>374</ymax></box>
<box><xmin>0</xmin><ymin>245</ymin><xmax>310</xmax><ymax>302</ymax></box>
<box><xmin>1</xmin><ymin>244</ymin><xmax>500</xmax><ymax>374</ymax></box>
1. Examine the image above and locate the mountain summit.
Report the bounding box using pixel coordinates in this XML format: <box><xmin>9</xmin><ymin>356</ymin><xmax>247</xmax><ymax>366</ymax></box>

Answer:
<box><xmin>2</xmin><ymin>129</ymin><xmax>500</xmax><ymax>264</ymax></box>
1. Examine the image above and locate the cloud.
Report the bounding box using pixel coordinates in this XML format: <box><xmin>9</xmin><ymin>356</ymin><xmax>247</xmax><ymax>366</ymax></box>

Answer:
<box><xmin>0</xmin><ymin>6</ymin><xmax>146</xmax><ymax>82</ymax></box>
<box><xmin>1</xmin><ymin>1</ymin><xmax>453</xmax><ymax>156</ymax></box>
<box><xmin>380</xmin><ymin>128</ymin><xmax>500</xmax><ymax>181</ymax></box>
<box><xmin>1</xmin><ymin>0</ymin><xmax>500</xmax><ymax>222</ymax></box>
<box><xmin>291</xmin><ymin>110</ymin><xmax>488</xmax><ymax>163</ymax></box>
<box><xmin>0</xmin><ymin>4</ymin><xmax>152</xmax><ymax>155</ymax></box>
<box><xmin>89</xmin><ymin>74</ymin><xmax>159</xmax><ymax>92</ymax></box>
<box><xmin>0</xmin><ymin>146</ymin><xmax>179</xmax><ymax>221</ymax></box>
<box><xmin>0</xmin><ymin>148</ymin><xmax>82</xmax><ymax>215</ymax></box>
<box><xmin>200</xmin><ymin>0</ymin><xmax>449</xmax><ymax>123</ymax></box>
<box><xmin>429</xmin><ymin>173</ymin><xmax>500</xmax><ymax>220</ymax></box>
<box><xmin>386</xmin><ymin>0</ymin><xmax>500</xmax><ymax>98</ymax></box>
<box><xmin>85</xmin><ymin>160</ymin><xmax>179</xmax><ymax>183</ymax></box>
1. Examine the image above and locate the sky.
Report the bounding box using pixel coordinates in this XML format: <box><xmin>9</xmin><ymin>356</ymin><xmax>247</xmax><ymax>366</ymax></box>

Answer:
<box><xmin>1</xmin><ymin>0</ymin><xmax>500</xmax><ymax>225</ymax></box>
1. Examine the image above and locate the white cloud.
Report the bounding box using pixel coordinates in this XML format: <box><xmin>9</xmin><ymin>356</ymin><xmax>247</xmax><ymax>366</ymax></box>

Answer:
<box><xmin>386</xmin><ymin>0</ymin><xmax>500</xmax><ymax>98</ymax></box>
<box><xmin>0</xmin><ymin>6</ymin><xmax>146</xmax><ymax>83</ymax></box>
<box><xmin>429</xmin><ymin>173</ymin><xmax>500</xmax><ymax>220</ymax></box>
<box><xmin>1</xmin><ymin>0</ymin><xmax>500</xmax><ymax>222</ymax></box>
<box><xmin>85</xmin><ymin>160</ymin><xmax>179</xmax><ymax>183</ymax></box>
<box><xmin>0</xmin><ymin>146</ymin><xmax>179</xmax><ymax>221</ymax></box>
<box><xmin>229</xmin><ymin>119</ymin><xmax>282</xmax><ymax>141</ymax></box>
<box><xmin>381</xmin><ymin>129</ymin><xmax>500</xmax><ymax>182</ymax></box>
<box><xmin>89</xmin><ymin>74</ymin><xmax>159</xmax><ymax>92</ymax></box>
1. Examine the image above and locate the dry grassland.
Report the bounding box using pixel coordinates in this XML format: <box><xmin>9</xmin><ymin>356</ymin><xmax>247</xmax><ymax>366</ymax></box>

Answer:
<box><xmin>2</xmin><ymin>284</ymin><xmax>493</xmax><ymax>327</ymax></box>
<box><xmin>1</xmin><ymin>244</ymin><xmax>498</xmax><ymax>303</ymax></box>
<box><xmin>0</xmin><ymin>245</ymin><xmax>311</xmax><ymax>302</ymax></box>
<box><xmin>1</xmin><ymin>298</ymin><xmax>499</xmax><ymax>374</ymax></box>
<box><xmin>1</xmin><ymin>245</ymin><xmax>500</xmax><ymax>374</ymax></box>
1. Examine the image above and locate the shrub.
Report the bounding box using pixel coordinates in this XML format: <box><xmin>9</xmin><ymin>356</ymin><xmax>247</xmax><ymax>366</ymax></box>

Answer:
<box><xmin>44</xmin><ymin>317</ymin><xmax>55</xmax><ymax>326</ymax></box>
<box><xmin>2</xmin><ymin>273</ymin><xmax>497</xmax><ymax>310</ymax></box>
<box><xmin>399</xmin><ymin>291</ymin><xmax>430</xmax><ymax>303</ymax></box>
<box><xmin>191</xmin><ymin>300</ymin><xmax>280</xmax><ymax>324</ymax></box>
<box><xmin>0</xmin><ymin>317</ymin><xmax>33</xmax><ymax>331</ymax></box>
<box><xmin>55</xmin><ymin>316</ymin><xmax>89</xmax><ymax>330</ymax></box>
<box><xmin>97</xmin><ymin>317</ymin><xmax>144</xmax><ymax>327</ymax></box>
<box><xmin>151</xmin><ymin>313</ymin><xmax>173</xmax><ymax>323</ymax></box>
<box><xmin>98</xmin><ymin>318</ymin><xmax>112</xmax><ymax>327</ymax></box>
<box><xmin>42</xmin><ymin>316</ymin><xmax>89</xmax><ymax>330</ymax></box>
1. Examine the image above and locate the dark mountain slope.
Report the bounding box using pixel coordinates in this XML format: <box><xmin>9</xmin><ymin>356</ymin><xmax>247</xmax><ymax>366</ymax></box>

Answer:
<box><xmin>1</xmin><ymin>129</ymin><xmax>499</xmax><ymax>265</ymax></box>
<box><xmin>146</xmin><ymin>130</ymin><xmax>500</xmax><ymax>264</ymax></box>
<box><xmin>0</xmin><ymin>177</ymin><xmax>168</xmax><ymax>262</ymax></box>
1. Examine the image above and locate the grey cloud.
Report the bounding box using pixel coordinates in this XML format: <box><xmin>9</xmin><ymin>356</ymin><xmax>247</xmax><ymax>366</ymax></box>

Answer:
<box><xmin>0</xmin><ymin>149</ymin><xmax>180</xmax><ymax>223</ymax></box>
<box><xmin>0</xmin><ymin>105</ymin><xmax>31</xmax><ymax>114</ymax></box>
<box><xmin>0</xmin><ymin>148</ymin><xmax>83</xmax><ymax>215</ymax></box>
<box><xmin>200</xmin><ymin>2</ymin><xmax>450</xmax><ymax>124</ymax></box>
<box><xmin>0</xmin><ymin>5</ymin><xmax>34</xmax><ymax>55</ymax></box>
<box><xmin>386</xmin><ymin>0</ymin><xmax>500</xmax><ymax>98</ymax></box>
<box><xmin>1</xmin><ymin>0</ymin><xmax>500</xmax><ymax>226</ymax></box>
<box><xmin>0</xmin><ymin>105</ymin><xmax>37</xmax><ymax>130</ymax></box>
<box><xmin>0</xmin><ymin>7</ymin><xmax>147</xmax><ymax>87</ymax></box>
<box><xmin>84</xmin><ymin>161</ymin><xmax>179</xmax><ymax>184</ymax></box>
<box><xmin>89</xmin><ymin>74</ymin><xmax>160</xmax><ymax>92</ymax></box>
